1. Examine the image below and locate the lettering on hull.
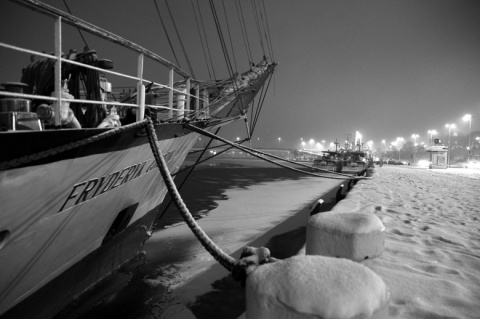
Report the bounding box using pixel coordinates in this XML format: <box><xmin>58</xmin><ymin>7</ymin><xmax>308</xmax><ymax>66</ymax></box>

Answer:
<box><xmin>58</xmin><ymin>150</ymin><xmax>175</xmax><ymax>213</ymax></box>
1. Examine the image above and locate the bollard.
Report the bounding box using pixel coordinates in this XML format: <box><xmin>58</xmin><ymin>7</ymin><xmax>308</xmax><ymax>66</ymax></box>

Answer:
<box><xmin>366</xmin><ymin>167</ymin><xmax>375</xmax><ymax>177</ymax></box>
<box><xmin>306</xmin><ymin>211</ymin><xmax>385</xmax><ymax>261</ymax></box>
<box><xmin>246</xmin><ymin>255</ymin><xmax>389</xmax><ymax>319</ymax></box>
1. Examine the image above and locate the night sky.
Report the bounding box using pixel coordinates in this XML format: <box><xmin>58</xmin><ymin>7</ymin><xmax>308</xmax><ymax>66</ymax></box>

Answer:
<box><xmin>1</xmin><ymin>0</ymin><xmax>480</xmax><ymax>149</ymax></box>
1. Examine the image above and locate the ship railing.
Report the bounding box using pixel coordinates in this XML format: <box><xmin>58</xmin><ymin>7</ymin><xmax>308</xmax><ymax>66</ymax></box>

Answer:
<box><xmin>1</xmin><ymin>0</ymin><xmax>214</xmax><ymax>127</ymax></box>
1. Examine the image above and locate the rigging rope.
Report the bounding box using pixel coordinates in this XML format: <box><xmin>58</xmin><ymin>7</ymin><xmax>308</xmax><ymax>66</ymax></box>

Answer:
<box><xmin>156</xmin><ymin>126</ymin><xmax>223</xmax><ymax>223</ymax></box>
<box><xmin>164</xmin><ymin>0</ymin><xmax>196</xmax><ymax>78</ymax></box>
<box><xmin>208</xmin><ymin>0</ymin><xmax>235</xmax><ymax>80</ymax></box>
<box><xmin>250</xmin><ymin>0</ymin><xmax>266</xmax><ymax>57</ymax></box>
<box><xmin>250</xmin><ymin>65</ymin><xmax>274</xmax><ymax>134</ymax></box>
<box><xmin>177</xmin><ymin>138</ymin><xmax>249</xmax><ymax>176</ymax></box>
<box><xmin>62</xmin><ymin>0</ymin><xmax>89</xmax><ymax>49</ymax></box>
<box><xmin>152</xmin><ymin>0</ymin><xmax>182</xmax><ymax>69</ymax></box>
<box><xmin>259</xmin><ymin>0</ymin><xmax>275</xmax><ymax>61</ymax></box>
<box><xmin>190</xmin><ymin>0</ymin><xmax>213</xmax><ymax>80</ymax></box>
<box><xmin>221</xmin><ymin>1</ymin><xmax>238</xmax><ymax>74</ymax></box>
<box><xmin>196</xmin><ymin>0</ymin><xmax>217</xmax><ymax>80</ymax></box>
<box><xmin>235</xmin><ymin>0</ymin><xmax>253</xmax><ymax>65</ymax></box>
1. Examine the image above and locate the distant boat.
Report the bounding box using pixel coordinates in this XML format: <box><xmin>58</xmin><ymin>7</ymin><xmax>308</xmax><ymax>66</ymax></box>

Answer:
<box><xmin>311</xmin><ymin>146</ymin><xmax>372</xmax><ymax>173</ymax></box>
<box><xmin>0</xmin><ymin>1</ymin><xmax>276</xmax><ymax>317</ymax></box>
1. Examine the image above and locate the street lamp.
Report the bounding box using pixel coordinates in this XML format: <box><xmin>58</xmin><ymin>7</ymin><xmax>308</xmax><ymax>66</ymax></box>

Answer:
<box><xmin>463</xmin><ymin>114</ymin><xmax>472</xmax><ymax>161</ymax></box>
<box><xmin>445</xmin><ymin>123</ymin><xmax>456</xmax><ymax>166</ymax></box>
<box><xmin>396</xmin><ymin>137</ymin><xmax>404</xmax><ymax>161</ymax></box>
<box><xmin>355</xmin><ymin>131</ymin><xmax>362</xmax><ymax>146</ymax></box>
<box><xmin>412</xmin><ymin>134</ymin><xmax>419</xmax><ymax>164</ymax></box>
<box><xmin>411</xmin><ymin>134</ymin><xmax>419</xmax><ymax>143</ymax></box>
<box><xmin>278</xmin><ymin>137</ymin><xmax>281</xmax><ymax>147</ymax></box>
<box><xmin>309</xmin><ymin>139</ymin><xmax>314</xmax><ymax>149</ymax></box>
<box><xmin>301</xmin><ymin>141</ymin><xmax>306</xmax><ymax>149</ymax></box>
<box><xmin>427</xmin><ymin>130</ymin><xmax>437</xmax><ymax>144</ymax></box>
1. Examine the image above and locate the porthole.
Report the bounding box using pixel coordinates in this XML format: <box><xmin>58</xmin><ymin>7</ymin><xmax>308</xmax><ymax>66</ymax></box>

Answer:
<box><xmin>0</xmin><ymin>230</ymin><xmax>10</xmax><ymax>250</ymax></box>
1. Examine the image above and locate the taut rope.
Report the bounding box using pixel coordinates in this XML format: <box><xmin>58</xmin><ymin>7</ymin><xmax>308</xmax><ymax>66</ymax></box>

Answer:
<box><xmin>144</xmin><ymin>118</ymin><xmax>237</xmax><ymax>270</ymax></box>
<box><xmin>143</xmin><ymin>118</ymin><xmax>275</xmax><ymax>281</ymax></box>
<box><xmin>1</xmin><ymin>118</ymin><xmax>336</xmax><ymax>281</ymax></box>
<box><xmin>186</xmin><ymin>124</ymin><xmax>367</xmax><ymax>180</ymax></box>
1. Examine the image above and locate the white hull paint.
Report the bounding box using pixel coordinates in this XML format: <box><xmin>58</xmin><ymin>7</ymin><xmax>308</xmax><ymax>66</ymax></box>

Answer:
<box><xmin>0</xmin><ymin>131</ymin><xmax>199</xmax><ymax>314</ymax></box>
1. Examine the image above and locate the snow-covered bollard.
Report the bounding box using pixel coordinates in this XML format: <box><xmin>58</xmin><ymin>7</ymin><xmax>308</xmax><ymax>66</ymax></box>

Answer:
<box><xmin>366</xmin><ymin>167</ymin><xmax>375</xmax><ymax>177</ymax></box>
<box><xmin>246</xmin><ymin>255</ymin><xmax>389</xmax><ymax>319</ymax></box>
<box><xmin>306</xmin><ymin>211</ymin><xmax>385</xmax><ymax>261</ymax></box>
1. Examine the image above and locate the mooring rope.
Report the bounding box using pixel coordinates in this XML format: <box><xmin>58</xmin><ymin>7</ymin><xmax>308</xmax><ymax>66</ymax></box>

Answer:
<box><xmin>238</xmin><ymin>142</ymin><xmax>360</xmax><ymax>178</ymax></box>
<box><xmin>143</xmin><ymin>118</ymin><xmax>237</xmax><ymax>271</ymax></box>
<box><xmin>145</xmin><ymin>118</ymin><xmax>276</xmax><ymax>281</ymax></box>
<box><xmin>0</xmin><ymin>120</ymin><xmax>147</xmax><ymax>171</ymax></box>
<box><xmin>2</xmin><ymin>118</ymin><xmax>353</xmax><ymax>280</ymax></box>
<box><xmin>186</xmin><ymin>124</ymin><xmax>367</xmax><ymax>180</ymax></box>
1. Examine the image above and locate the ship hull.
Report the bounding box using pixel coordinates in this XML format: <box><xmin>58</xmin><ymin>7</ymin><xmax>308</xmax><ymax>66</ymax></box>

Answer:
<box><xmin>0</xmin><ymin>122</ymin><xmax>202</xmax><ymax>317</ymax></box>
<box><xmin>1</xmin><ymin>203</ymin><xmax>159</xmax><ymax>319</ymax></box>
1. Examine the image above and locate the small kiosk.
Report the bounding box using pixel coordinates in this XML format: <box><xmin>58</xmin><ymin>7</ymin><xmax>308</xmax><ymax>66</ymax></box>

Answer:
<box><xmin>426</xmin><ymin>139</ymin><xmax>448</xmax><ymax>169</ymax></box>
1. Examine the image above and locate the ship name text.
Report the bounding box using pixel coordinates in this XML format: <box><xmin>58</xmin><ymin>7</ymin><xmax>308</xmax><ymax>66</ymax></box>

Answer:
<box><xmin>58</xmin><ymin>151</ymin><xmax>174</xmax><ymax>213</ymax></box>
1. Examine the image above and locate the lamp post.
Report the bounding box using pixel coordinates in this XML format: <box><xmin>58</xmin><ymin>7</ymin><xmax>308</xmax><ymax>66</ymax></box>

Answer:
<box><xmin>391</xmin><ymin>141</ymin><xmax>397</xmax><ymax>161</ymax></box>
<box><xmin>463</xmin><ymin>114</ymin><xmax>472</xmax><ymax>161</ymax></box>
<box><xmin>322</xmin><ymin>140</ymin><xmax>325</xmax><ymax>149</ymax></box>
<box><xmin>411</xmin><ymin>134</ymin><xmax>419</xmax><ymax>144</ymax></box>
<box><xmin>427</xmin><ymin>130</ymin><xmax>437</xmax><ymax>144</ymax></box>
<box><xmin>367</xmin><ymin>141</ymin><xmax>373</xmax><ymax>149</ymax></box>
<box><xmin>278</xmin><ymin>137</ymin><xmax>281</xmax><ymax>147</ymax></box>
<box><xmin>355</xmin><ymin>131</ymin><xmax>362</xmax><ymax>148</ymax></box>
<box><xmin>412</xmin><ymin>134</ymin><xmax>419</xmax><ymax>164</ymax></box>
<box><xmin>445</xmin><ymin>123</ymin><xmax>456</xmax><ymax>167</ymax></box>
<box><xmin>396</xmin><ymin>137</ymin><xmax>404</xmax><ymax>161</ymax></box>
<box><xmin>381</xmin><ymin>139</ymin><xmax>385</xmax><ymax>159</ymax></box>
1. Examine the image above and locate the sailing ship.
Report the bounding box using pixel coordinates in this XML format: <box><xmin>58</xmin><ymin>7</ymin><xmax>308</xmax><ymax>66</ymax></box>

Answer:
<box><xmin>0</xmin><ymin>1</ymin><xmax>276</xmax><ymax>317</ymax></box>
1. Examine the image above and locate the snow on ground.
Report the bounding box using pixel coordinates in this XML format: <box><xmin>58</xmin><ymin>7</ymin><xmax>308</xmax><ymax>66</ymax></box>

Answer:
<box><xmin>143</xmin><ymin>163</ymin><xmax>345</xmax><ymax>318</ymax></box>
<box><xmin>335</xmin><ymin>165</ymin><xmax>480</xmax><ymax>318</ymax></box>
<box><xmin>146</xmin><ymin>164</ymin><xmax>480</xmax><ymax>319</ymax></box>
<box><xmin>67</xmin><ymin>161</ymin><xmax>480</xmax><ymax>319</ymax></box>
